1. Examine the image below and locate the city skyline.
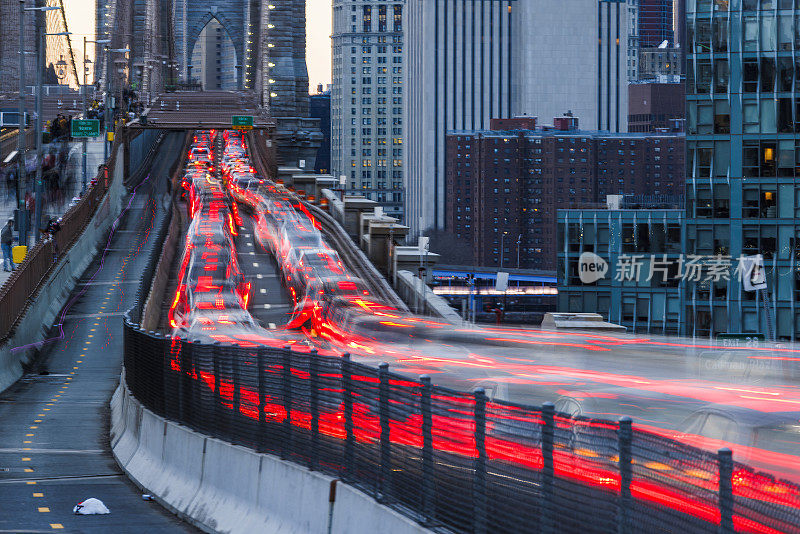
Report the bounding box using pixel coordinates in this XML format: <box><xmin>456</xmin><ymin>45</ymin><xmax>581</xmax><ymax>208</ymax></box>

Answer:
<box><xmin>66</xmin><ymin>0</ymin><xmax>333</xmax><ymax>91</ymax></box>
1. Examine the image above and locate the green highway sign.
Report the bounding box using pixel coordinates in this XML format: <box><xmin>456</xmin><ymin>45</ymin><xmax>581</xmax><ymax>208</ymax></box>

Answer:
<box><xmin>232</xmin><ymin>115</ymin><xmax>254</xmax><ymax>130</ymax></box>
<box><xmin>71</xmin><ymin>119</ymin><xmax>101</xmax><ymax>138</ymax></box>
<box><xmin>717</xmin><ymin>333</ymin><xmax>765</xmax><ymax>347</ymax></box>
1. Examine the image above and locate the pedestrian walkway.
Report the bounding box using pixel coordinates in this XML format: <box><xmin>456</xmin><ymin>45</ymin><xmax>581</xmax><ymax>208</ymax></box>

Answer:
<box><xmin>0</xmin><ymin>137</ymin><xmax>106</xmax><ymax>286</ymax></box>
<box><xmin>0</xmin><ymin>135</ymin><xmax>196</xmax><ymax>532</ymax></box>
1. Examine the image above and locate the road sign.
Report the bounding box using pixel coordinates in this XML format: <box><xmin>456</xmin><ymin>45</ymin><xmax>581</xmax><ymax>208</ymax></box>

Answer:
<box><xmin>71</xmin><ymin>119</ymin><xmax>101</xmax><ymax>138</ymax></box>
<box><xmin>717</xmin><ymin>333</ymin><xmax>765</xmax><ymax>347</ymax></box>
<box><xmin>496</xmin><ymin>271</ymin><xmax>510</xmax><ymax>292</ymax></box>
<box><xmin>232</xmin><ymin>115</ymin><xmax>254</xmax><ymax>130</ymax></box>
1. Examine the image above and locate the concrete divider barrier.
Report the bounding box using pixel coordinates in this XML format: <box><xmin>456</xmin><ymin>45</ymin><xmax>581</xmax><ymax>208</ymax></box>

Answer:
<box><xmin>159</xmin><ymin>421</ymin><xmax>205</xmax><ymax>513</ymax></box>
<box><xmin>188</xmin><ymin>439</ymin><xmax>264</xmax><ymax>532</ymax></box>
<box><xmin>395</xmin><ymin>270</ymin><xmax>463</xmax><ymax>323</ymax></box>
<box><xmin>111</xmin><ymin>378</ymin><xmax>431</xmax><ymax>534</ymax></box>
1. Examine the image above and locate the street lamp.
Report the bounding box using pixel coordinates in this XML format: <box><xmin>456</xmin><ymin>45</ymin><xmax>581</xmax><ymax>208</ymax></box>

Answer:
<box><xmin>499</xmin><ymin>231</ymin><xmax>508</xmax><ymax>267</ymax></box>
<box><xmin>516</xmin><ymin>234</ymin><xmax>522</xmax><ymax>269</ymax></box>
<box><xmin>81</xmin><ymin>38</ymin><xmax>109</xmax><ymax>193</ymax></box>
<box><xmin>16</xmin><ymin>4</ymin><xmax>59</xmax><ymax>245</ymax></box>
<box><xmin>54</xmin><ymin>55</ymin><xmax>68</xmax><ymax>81</ymax></box>
<box><xmin>103</xmin><ymin>46</ymin><xmax>130</xmax><ymax>160</ymax></box>
<box><xmin>32</xmin><ymin>24</ymin><xmax>71</xmax><ymax>243</ymax></box>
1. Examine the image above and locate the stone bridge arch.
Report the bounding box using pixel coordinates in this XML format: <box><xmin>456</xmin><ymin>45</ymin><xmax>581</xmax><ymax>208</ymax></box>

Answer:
<box><xmin>176</xmin><ymin>1</ymin><xmax>246</xmax><ymax>89</ymax></box>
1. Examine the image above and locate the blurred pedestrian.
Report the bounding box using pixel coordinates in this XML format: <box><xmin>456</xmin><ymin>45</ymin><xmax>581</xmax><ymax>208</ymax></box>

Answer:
<box><xmin>2</xmin><ymin>218</ymin><xmax>15</xmax><ymax>271</ymax></box>
<box><xmin>5</xmin><ymin>168</ymin><xmax>16</xmax><ymax>202</ymax></box>
<box><xmin>492</xmin><ymin>304</ymin><xmax>504</xmax><ymax>326</ymax></box>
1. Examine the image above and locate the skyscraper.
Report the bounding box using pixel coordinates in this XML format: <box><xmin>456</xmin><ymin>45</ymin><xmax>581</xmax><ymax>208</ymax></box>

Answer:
<box><xmin>639</xmin><ymin>0</ymin><xmax>674</xmax><ymax>47</ymax></box>
<box><xmin>405</xmin><ymin>0</ymin><xmax>632</xmax><ymax>237</ymax></box>
<box><xmin>406</xmin><ymin>0</ymin><xmax>515</xmax><ymax>235</ymax></box>
<box><xmin>331</xmin><ymin>0</ymin><xmax>406</xmax><ymax>221</ymax></box>
<box><xmin>685</xmin><ymin>0</ymin><xmax>798</xmax><ymax>340</ymax></box>
<box><xmin>512</xmin><ymin>0</ymin><xmax>632</xmax><ymax>132</ymax></box>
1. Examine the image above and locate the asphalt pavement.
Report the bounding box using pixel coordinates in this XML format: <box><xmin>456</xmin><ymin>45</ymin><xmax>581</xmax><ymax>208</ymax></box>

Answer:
<box><xmin>235</xmin><ymin>217</ymin><xmax>293</xmax><ymax>329</ymax></box>
<box><xmin>0</xmin><ymin>133</ymin><xmax>195</xmax><ymax>532</ymax></box>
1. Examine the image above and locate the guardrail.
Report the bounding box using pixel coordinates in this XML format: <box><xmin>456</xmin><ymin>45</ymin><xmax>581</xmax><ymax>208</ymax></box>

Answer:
<box><xmin>121</xmin><ymin>321</ymin><xmax>800</xmax><ymax>534</ymax></box>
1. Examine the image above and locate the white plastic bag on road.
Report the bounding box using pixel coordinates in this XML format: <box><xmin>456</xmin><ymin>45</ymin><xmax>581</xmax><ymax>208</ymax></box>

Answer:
<box><xmin>73</xmin><ymin>497</ymin><xmax>110</xmax><ymax>515</ymax></box>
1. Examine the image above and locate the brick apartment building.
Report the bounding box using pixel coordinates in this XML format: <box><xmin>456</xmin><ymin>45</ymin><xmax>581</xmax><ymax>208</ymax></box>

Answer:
<box><xmin>628</xmin><ymin>82</ymin><xmax>685</xmax><ymax>133</ymax></box>
<box><xmin>445</xmin><ymin>116</ymin><xmax>684</xmax><ymax>270</ymax></box>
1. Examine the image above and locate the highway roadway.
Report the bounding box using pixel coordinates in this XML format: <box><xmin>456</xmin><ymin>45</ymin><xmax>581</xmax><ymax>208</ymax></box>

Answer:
<box><xmin>0</xmin><ymin>133</ymin><xmax>196</xmax><ymax>532</ymax></box>
<box><xmin>234</xmin><ymin>216</ymin><xmax>294</xmax><ymax>329</ymax></box>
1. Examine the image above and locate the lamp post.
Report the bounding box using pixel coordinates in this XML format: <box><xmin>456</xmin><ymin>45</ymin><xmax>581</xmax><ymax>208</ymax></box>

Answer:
<box><xmin>103</xmin><ymin>45</ymin><xmax>130</xmax><ymax>161</ymax></box>
<box><xmin>82</xmin><ymin>38</ymin><xmax>109</xmax><ymax>193</ymax></box>
<box><xmin>18</xmin><ymin>4</ymin><xmax>58</xmax><ymax>245</ymax></box>
<box><xmin>516</xmin><ymin>234</ymin><xmax>522</xmax><ymax>269</ymax></box>
<box><xmin>34</xmin><ymin>31</ymin><xmax>70</xmax><ymax>243</ymax></box>
<box><xmin>17</xmin><ymin>0</ymin><xmax>27</xmax><ymax>240</ymax></box>
<box><xmin>26</xmin><ymin>2</ymin><xmax>66</xmax><ymax>243</ymax></box>
<box><xmin>499</xmin><ymin>231</ymin><xmax>508</xmax><ymax>268</ymax></box>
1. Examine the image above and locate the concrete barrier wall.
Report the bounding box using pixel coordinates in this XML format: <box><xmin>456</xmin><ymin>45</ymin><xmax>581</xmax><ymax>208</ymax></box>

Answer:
<box><xmin>129</xmin><ymin>129</ymin><xmax>161</xmax><ymax>170</ymax></box>
<box><xmin>111</xmin><ymin>377</ymin><xmax>432</xmax><ymax>534</ymax></box>
<box><xmin>395</xmin><ymin>270</ymin><xmax>463</xmax><ymax>323</ymax></box>
<box><xmin>0</xmin><ymin>132</ymin><xmax>152</xmax><ymax>394</ymax></box>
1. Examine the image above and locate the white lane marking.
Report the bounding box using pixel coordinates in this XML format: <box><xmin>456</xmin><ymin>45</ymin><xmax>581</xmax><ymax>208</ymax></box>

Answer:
<box><xmin>253</xmin><ymin>262</ymin><xmax>259</xmax><ymax>267</ymax></box>
<box><xmin>268</xmin><ymin>322</ymin><xmax>276</xmax><ymax>329</ymax></box>
<box><xmin>260</xmin><ymin>288</ymin><xmax>267</xmax><ymax>294</ymax></box>
<box><xmin>263</xmin><ymin>303</ymin><xmax>272</xmax><ymax>310</ymax></box>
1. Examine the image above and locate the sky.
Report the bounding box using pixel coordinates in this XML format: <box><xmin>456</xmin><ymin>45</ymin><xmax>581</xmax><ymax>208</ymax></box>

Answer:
<box><xmin>66</xmin><ymin>0</ymin><xmax>333</xmax><ymax>91</ymax></box>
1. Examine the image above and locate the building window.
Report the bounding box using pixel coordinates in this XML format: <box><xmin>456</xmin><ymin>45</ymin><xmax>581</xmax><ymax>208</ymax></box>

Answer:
<box><xmin>362</xmin><ymin>5</ymin><xmax>371</xmax><ymax>32</ymax></box>
<box><xmin>391</xmin><ymin>4</ymin><xmax>403</xmax><ymax>32</ymax></box>
<box><xmin>378</xmin><ymin>5</ymin><xmax>387</xmax><ymax>32</ymax></box>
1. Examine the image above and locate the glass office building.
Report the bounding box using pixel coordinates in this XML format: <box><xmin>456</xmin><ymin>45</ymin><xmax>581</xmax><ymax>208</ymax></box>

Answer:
<box><xmin>558</xmin><ymin>205</ymin><xmax>686</xmax><ymax>335</ymax></box>
<box><xmin>686</xmin><ymin>0</ymin><xmax>800</xmax><ymax>339</ymax></box>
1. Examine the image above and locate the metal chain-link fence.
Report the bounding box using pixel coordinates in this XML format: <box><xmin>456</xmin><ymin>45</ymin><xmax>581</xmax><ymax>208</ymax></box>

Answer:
<box><xmin>122</xmin><ymin>320</ymin><xmax>800</xmax><ymax>534</ymax></box>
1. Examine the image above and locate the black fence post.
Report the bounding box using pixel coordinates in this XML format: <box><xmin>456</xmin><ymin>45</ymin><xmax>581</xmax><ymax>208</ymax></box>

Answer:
<box><xmin>617</xmin><ymin>416</ymin><xmax>632</xmax><ymax>534</ymax></box>
<box><xmin>718</xmin><ymin>448</ymin><xmax>734</xmax><ymax>534</ymax></box>
<box><xmin>541</xmin><ymin>402</ymin><xmax>555</xmax><ymax>534</ymax></box>
<box><xmin>342</xmin><ymin>353</ymin><xmax>355</xmax><ymax>481</ymax></box>
<box><xmin>231</xmin><ymin>345</ymin><xmax>241</xmax><ymax>432</ymax></box>
<box><xmin>256</xmin><ymin>347</ymin><xmax>267</xmax><ymax>453</ymax></box>
<box><xmin>473</xmin><ymin>388</ymin><xmax>487</xmax><ymax>534</ymax></box>
<box><xmin>157</xmin><ymin>333</ymin><xmax>168</xmax><ymax>416</ymax></box>
<box><xmin>191</xmin><ymin>341</ymin><xmax>211</xmax><ymax>434</ymax></box>
<box><xmin>165</xmin><ymin>335</ymin><xmax>182</xmax><ymax>421</ymax></box>
<box><xmin>212</xmin><ymin>342</ymin><xmax>222</xmax><ymax>437</ymax></box>
<box><xmin>378</xmin><ymin>362</ymin><xmax>391</xmax><ymax>500</ymax></box>
<box><xmin>309</xmin><ymin>349</ymin><xmax>320</xmax><ymax>471</ymax></box>
<box><xmin>180</xmin><ymin>339</ymin><xmax>194</xmax><ymax>426</ymax></box>
<box><xmin>281</xmin><ymin>345</ymin><xmax>293</xmax><ymax>461</ymax></box>
<box><xmin>420</xmin><ymin>375</ymin><xmax>434</xmax><ymax>524</ymax></box>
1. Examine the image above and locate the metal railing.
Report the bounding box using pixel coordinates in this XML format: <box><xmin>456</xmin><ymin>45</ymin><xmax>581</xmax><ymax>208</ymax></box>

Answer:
<box><xmin>122</xmin><ymin>321</ymin><xmax>800</xmax><ymax>534</ymax></box>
